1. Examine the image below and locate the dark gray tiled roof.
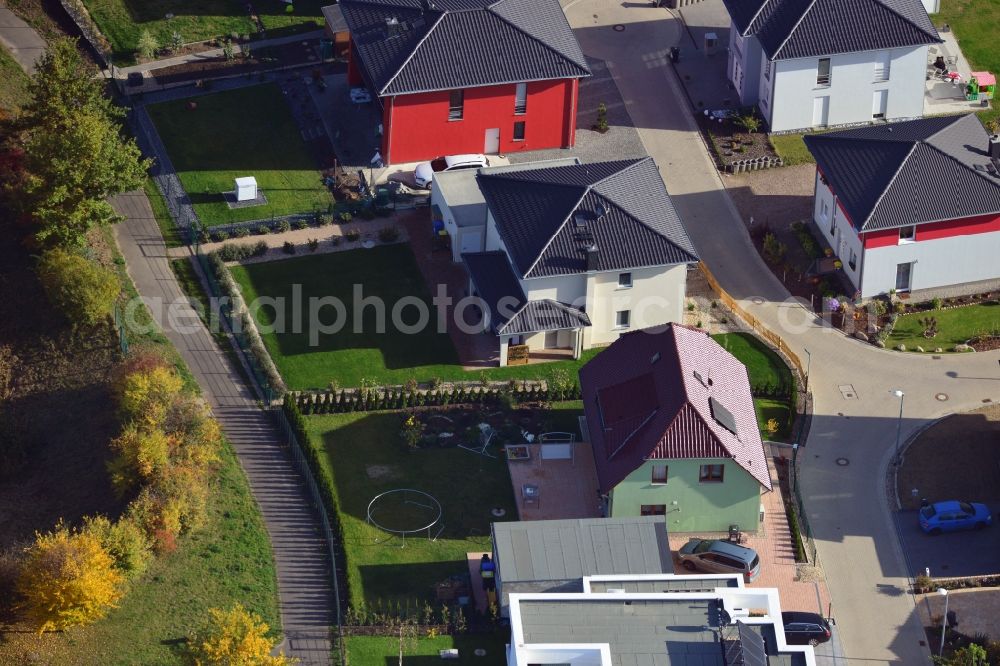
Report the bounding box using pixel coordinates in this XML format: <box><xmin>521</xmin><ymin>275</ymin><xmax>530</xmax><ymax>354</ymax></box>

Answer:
<box><xmin>723</xmin><ymin>0</ymin><xmax>940</xmax><ymax>60</ymax></box>
<box><xmin>335</xmin><ymin>0</ymin><xmax>590</xmax><ymax>96</ymax></box>
<box><xmin>478</xmin><ymin>158</ymin><xmax>699</xmax><ymax>279</ymax></box>
<box><xmin>499</xmin><ymin>299</ymin><xmax>591</xmax><ymax>335</ymax></box>
<box><xmin>463</xmin><ymin>251</ymin><xmax>591</xmax><ymax>335</ymax></box>
<box><xmin>805</xmin><ymin>115</ymin><xmax>1000</xmax><ymax>231</ymax></box>
<box><xmin>462</xmin><ymin>251</ymin><xmax>525</xmax><ymax>332</ymax></box>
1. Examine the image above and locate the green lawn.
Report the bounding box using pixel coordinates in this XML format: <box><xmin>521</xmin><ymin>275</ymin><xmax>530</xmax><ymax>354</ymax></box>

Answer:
<box><xmin>769</xmin><ymin>133</ymin><xmax>815</xmax><ymax>166</ymax></box>
<box><xmin>145</xmin><ymin>177</ymin><xmax>184</xmax><ymax>248</ymax></box>
<box><xmin>230</xmin><ymin>245</ymin><xmax>601</xmax><ymax>389</ymax></box>
<box><xmin>888</xmin><ymin>301</ymin><xmax>1000</xmax><ymax>351</ymax></box>
<box><xmin>146</xmin><ymin>83</ymin><xmax>331</xmax><ymax>226</ymax></box>
<box><xmin>0</xmin><ymin>43</ymin><xmax>30</xmax><ymax>114</ymax></box>
<box><xmin>344</xmin><ymin>634</ymin><xmax>508</xmax><ymax>666</ymax></box>
<box><xmin>305</xmin><ymin>411</ymin><xmax>519</xmax><ymax>607</ymax></box>
<box><xmin>0</xmin><ymin>439</ymin><xmax>279</xmax><ymax>664</ymax></box>
<box><xmin>938</xmin><ymin>0</ymin><xmax>1000</xmax><ymax>128</ymax></box>
<box><xmin>712</xmin><ymin>332</ymin><xmax>795</xmax><ymax>441</ymax></box>
<box><xmin>83</xmin><ymin>0</ymin><xmax>326</xmax><ymax>60</ymax></box>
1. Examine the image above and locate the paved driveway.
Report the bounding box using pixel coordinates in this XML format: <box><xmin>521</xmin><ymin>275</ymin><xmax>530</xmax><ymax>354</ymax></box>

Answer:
<box><xmin>895</xmin><ymin>508</ymin><xmax>1000</xmax><ymax>579</ymax></box>
<box><xmin>562</xmin><ymin>1</ymin><xmax>1000</xmax><ymax>663</ymax></box>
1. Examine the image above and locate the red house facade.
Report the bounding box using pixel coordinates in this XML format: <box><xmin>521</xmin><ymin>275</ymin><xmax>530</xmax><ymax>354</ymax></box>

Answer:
<box><xmin>331</xmin><ymin>0</ymin><xmax>590</xmax><ymax>165</ymax></box>
<box><xmin>804</xmin><ymin>116</ymin><xmax>1000</xmax><ymax>298</ymax></box>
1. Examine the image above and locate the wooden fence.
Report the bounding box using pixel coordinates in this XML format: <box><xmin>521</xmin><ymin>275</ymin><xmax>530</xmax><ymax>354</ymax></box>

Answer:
<box><xmin>698</xmin><ymin>262</ymin><xmax>806</xmax><ymax>381</ymax></box>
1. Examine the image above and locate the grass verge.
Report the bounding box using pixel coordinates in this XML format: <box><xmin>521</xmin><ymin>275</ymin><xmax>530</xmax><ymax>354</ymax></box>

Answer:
<box><xmin>146</xmin><ymin>83</ymin><xmax>332</xmax><ymax>226</ymax></box>
<box><xmin>0</xmin><ymin>44</ymin><xmax>30</xmax><ymax>114</ymax></box>
<box><xmin>769</xmin><ymin>133</ymin><xmax>815</xmax><ymax>166</ymax></box>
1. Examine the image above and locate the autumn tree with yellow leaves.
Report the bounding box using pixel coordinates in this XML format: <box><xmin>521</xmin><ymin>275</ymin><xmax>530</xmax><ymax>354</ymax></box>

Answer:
<box><xmin>191</xmin><ymin>604</ymin><xmax>295</xmax><ymax>665</ymax></box>
<box><xmin>17</xmin><ymin>522</ymin><xmax>123</xmax><ymax>632</ymax></box>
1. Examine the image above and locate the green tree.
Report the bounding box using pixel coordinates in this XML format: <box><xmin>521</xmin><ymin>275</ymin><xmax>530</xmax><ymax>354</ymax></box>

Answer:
<box><xmin>36</xmin><ymin>249</ymin><xmax>119</xmax><ymax>326</ymax></box>
<box><xmin>137</xmin><ymin>30</ymin><xmax>159</xmax><ymax>61</ymax></box>
<box><xmin>18</xmin><ymin>38</ymin><xmax>149</xmax><ymax>248</ymax></box>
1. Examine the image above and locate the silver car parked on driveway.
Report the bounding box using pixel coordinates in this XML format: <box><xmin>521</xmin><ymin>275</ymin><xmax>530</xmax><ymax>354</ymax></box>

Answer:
<box><xmin>677</xmin><ymin>538</ymin><xmax>761</xmax><ymax>582</ymax></box>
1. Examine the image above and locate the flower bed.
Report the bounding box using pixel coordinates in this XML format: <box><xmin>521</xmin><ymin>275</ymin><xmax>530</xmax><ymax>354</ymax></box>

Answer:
<box><xmin>699</xmin><ymin>113</ymin><xmax>783</xmax><ymax>172</ymax></box>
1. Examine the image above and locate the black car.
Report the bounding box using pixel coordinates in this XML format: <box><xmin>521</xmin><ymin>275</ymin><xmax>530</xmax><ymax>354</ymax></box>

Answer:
<box><xmin>781</xmin><ymin>611</ymin><xmax>832</xmax><ymax>646</ymax></box>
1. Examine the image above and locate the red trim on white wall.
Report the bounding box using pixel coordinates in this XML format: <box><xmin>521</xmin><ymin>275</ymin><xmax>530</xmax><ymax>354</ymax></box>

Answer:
<box><xmin>861</xmin><ymin>212</ymin><xmax>1000</xmax><ymax>249</ymax></box>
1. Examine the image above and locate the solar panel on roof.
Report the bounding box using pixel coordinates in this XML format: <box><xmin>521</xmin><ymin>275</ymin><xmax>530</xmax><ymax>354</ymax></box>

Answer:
<box><xmin>709</xmin><ymin>397</ymin><xmax>738</xmax><ymax>435</ymax></box>
<box><xmin>730</xmin><ymin>621</ymin><xmax>768</xmax><ymax>666</ymax></box>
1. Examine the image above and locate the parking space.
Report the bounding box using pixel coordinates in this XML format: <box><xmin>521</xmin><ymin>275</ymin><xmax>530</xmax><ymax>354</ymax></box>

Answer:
<box><xmin>895</xmin><ymin>507</ymin><xmax>1000</xmax><ymax>578</ymax></box>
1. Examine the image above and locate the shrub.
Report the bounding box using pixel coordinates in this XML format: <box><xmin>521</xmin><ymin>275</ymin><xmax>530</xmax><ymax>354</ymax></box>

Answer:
<box><xmin>234</xmin><ymin>227</ymin><xmax>251</xmax><ymax>238</ymax></box>
<box><xmin>107</xmin><ymin>423</ymin><xmax>172</xmax><ymax>494</ymax></box>
<box><xmin>216</xmin><ymin>242</ymin><xmax>268</xmax><ymax>262</ymax></box>
<box><xmin>82</xmin><ymin>515</ymin><xmax>152</xmax><ymax>579</ymax></box>
<box><xmin>118</xmin><ymin>365</ymin><xmax>184</xmax><ymax>426</ymax></box>
<box><xmin>136</xmin><ymin>30</ymin><xmax>159</xmax><ymax>60</ymax></box>
<box><xmin>36</xmin><ymin>249</ymin><xmax>120</xmax><ymax>327</ymax></box>
<box><xmin>345</xmin><ymin>229</ymin><xmax>361</xmax><ymax>242</ymax></box>
<box><xmin>255</xmin><ymin>225</ymin><xmax>269</xmax><ymax>235</ymax></box>
<box><xmin>252</xmin><ymin>240</ymin><xmax>268</xmax><ymax>257</ymax></box>
<box><xmin>338</xmin><ymin>212</ymin><xmax>353</xmax><ymax>223</ymax></box>
<box><xmin>210</xmin><ymin>230</ymin><xmax>229</xmax><ymax>243</ymax></box>
<box><xmin>595</xmin><ymin>102</ymin><xmax>609</xmax><ymax>132</ymax></box>
<box><xmin>276</xmin><ymin>219</ymin><xmax>291</xmax><ymax>233</ymax></box>
<box><xmin>18</xmin><ymin>522</ymin><xmax>123</xmax><ymax>633</ymax></box>
<box><xmin>190</xmin><ymin>603</ymin><xmax>293</xmax><ymax>665</ymax></box>
<box><xmin>317</xmin><ymin>214</ymin><xmax>332</xmax><ymax>227</ymax></box>
<box><xmin>282</xmin><ymin>241</ymin><xmax>295</xmax><ymax>255</ymax></box>
<box><xmin>378</xmin><ymin>226</ymin><xmax>400</xmax><ymax>243</ymax></box>
<box><xmin>307</xmin><ymin>238</ymin><xmax>319</xmax><ymax>252</ymax></box>
<box><xmin>762</xmin><ymin>232</ymin><xmax>786</xmax><ymax>264</ymax></box>
<box><xmin>293</xmin><ymin>219</ymin><xmax>308</xmax><ymax>230</ymax></box>
<box><xmin>330</xmin><ymin>236</ymin><xmax>341</xmax><ymax>247</ymax></box>
<box><xmin>932</xmin><ymin>297</ymin><xmax>943</xmax><ymax>310</ymax></box>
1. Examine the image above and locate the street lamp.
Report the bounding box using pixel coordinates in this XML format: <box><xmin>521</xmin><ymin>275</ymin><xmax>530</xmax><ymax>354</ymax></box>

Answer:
<box><xmin>938</xmin><ymin>588</ymin><xmax>949</xmax><ymax>658</ymax></box>
<box><xmin>803</xmin><ymin>348</ymin><xmax>812</xmax><ymax>394</ymax></box>
<box><xmin>890</xmin><ymin>389</ymin><xmax>905</xmax><ymax>465</ymax></box>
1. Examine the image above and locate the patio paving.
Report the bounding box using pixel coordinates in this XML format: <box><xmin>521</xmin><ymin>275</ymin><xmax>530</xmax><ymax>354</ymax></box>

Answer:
<box><xmin>924</xmin><ymin>33</ymin><xmax>991</xmax><ymax>116</ymax></box>
<box><xmin>667</xmin><ymin>456</ymin><xmax>832</xmax><ymax>617</ymax></box>
<box><xmin>506</xmin><ymin>442</ymin><xmax>602</xmax><ymax>521</ymax></box>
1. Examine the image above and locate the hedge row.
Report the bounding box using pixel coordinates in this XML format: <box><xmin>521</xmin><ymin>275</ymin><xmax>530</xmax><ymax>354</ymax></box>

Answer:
<box><xmin>294</xmin><ymin>383</ymin><xmax>583</xmax><ymax>414</ymax></box>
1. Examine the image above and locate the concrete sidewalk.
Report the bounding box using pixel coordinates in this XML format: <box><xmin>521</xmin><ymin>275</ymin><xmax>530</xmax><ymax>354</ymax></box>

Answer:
<box><xmin>113</xmin><ymin>191</ymin><xmax>334</xmax><ymax>664</ymax></box>
<box><xmin>0</xmin><ymin>7</ymin><xmax>46</xmax><ymax>72</ymax></box>
<box><xmin>565</xmin><ymin>1</ymin><xmax>1000</xmax><ymax>664</ymax></box>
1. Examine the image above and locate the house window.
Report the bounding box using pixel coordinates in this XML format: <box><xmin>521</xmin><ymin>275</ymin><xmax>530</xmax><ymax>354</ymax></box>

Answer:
<box><xmin>820</xmin><ymin>199</ymin><xmax>831</xmax><ymax>226</ymax></box>
<box><xmin>816</xmin><ymin>58</ymin><xmax>831</xmax><ymax>87</ymax></box>
<box><xmin>898</xmin><ymin>225</ymin><xmax>915</xmax><ymax>243</ymax></box>
<box><xmin>848</xmin><ymin>247</ymin><xmax>857</xmax><ymax>271</ymax></box>
<box><xmin>699</xmin><ymin>464</ymin><xmax>725</xmax><ymax>483</ymax></box>
<box><xmin>615</xmin><ymin>310</ymin><xmax>631</xmax><ymax>329</ymax></box>
<box><xmin>651</xmin><ymin>464</ymin><xmax>668</xmax><ymax>484</ymax></box>
<box><xmin>874</xmin><ymin>52</ymin><xmax>891</xmax><ymax>81</ymax></box>
<box><xmin>513</xmin><ymin>121</ymin><xmax>525</xmax><ymax>141</ymax></box>
<box><xmin>618</xmin><ymin>272</ymin><xmax>633</xmax><ymax>288</ymax></box>
<box><xmin>448</xmin><ymin>90</ymin><xmax>464</xmax><ymax>121</ymax></box>
<box><xmin>514</xmin><ymin>82</ymin><xmax>527</xmax><ymax>115</ymax></box>
<box><xmin>764</xmin><ymin>59</ymin><xmax>772</xmax><ymax>81</ymax></box>
<box><xmin>640</xmin><ymin>504</ymin><xmax>667</xmax><ymax>516</ymax></box>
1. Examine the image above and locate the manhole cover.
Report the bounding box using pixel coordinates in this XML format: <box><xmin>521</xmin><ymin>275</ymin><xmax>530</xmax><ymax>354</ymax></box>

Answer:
<box><xmin>752</xmin><ymin>297</ymin><xmax>765</xmax><ymax>304</ymax></box>
<box><xmin>491</xmin><ymin>507</ymin><xmax>506</xmax><ymax>517</ymax></box>
<box><xmin>474</xmin><ymin>649</ymin><xmax>487</xmax><ymax>657</ymax></box>
<box><xmin>935</xmin><ymin>393</ymin><xmax>948</xmax><ymax>401</ymax></box>
<box><xmin>835</xmin><ymin>458</ymin><xmax>850</xmax><ymax>466</ymax></box>
<box><xmin>613</xmin><ymin>24</ymin><xmax>626</xmax><ymax>31</ymax></box>
<box><xmin>838</xmin><ymin>384</ymin><xmax>857</xmax><ymax>400</ymax></box>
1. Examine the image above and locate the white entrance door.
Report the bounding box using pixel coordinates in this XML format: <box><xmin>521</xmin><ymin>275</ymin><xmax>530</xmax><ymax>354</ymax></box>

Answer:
<box><xmin>872</xmin><ymin>89</ymin><xmax>888</xmax><ymax>118</ymax></box>
<box><xmin>812</xmin><ymin>96</ymin><xmax>830</xmax><ymax>127</ymax></box>
<box><xmin>484</xmin><ymin>128</ymin><xmax>500</xmax><ymax>154</ymax></box>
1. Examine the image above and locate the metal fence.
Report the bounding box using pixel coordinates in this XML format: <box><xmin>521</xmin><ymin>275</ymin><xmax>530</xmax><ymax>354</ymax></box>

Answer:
<box><xmin>275</xmin><ymin>407</ymin><xmax>346</xmax><ymax>665</ymax></box>
<box><xmin>789</xmin><ymin>447</ymin><xmax>820</xmax><ymax>565</ymax></box>
<box><xmin>191</xmin><ymin>246</ymin><xmax>275</xmax><ymax>403</ymax></box>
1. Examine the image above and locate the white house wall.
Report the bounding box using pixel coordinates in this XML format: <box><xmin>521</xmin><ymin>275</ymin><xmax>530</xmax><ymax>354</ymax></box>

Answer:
<box><xmin>433</xmin><ymin>184</ymin><xmax>486</xmax><ymax>263</ymax></box>
<box><xmin>583</xmin><ymin>264</ymin><xmax>687</xmax><ymax>347</ymax></box>
<box><xmin>727</xmin><ymin>26</ymin><xmax>763</xmax><ymax>106</ymax></box>
<box><xmin>812</xmin><ymin>173</ymin><xmax>864</xmax><ymax>294</ymax></box>
<box><xmin>769</xmin><ymin>46</ymin><xmax>927</xmax><ymax>132</ymax></box>
<box><xmin>522</xmin><ymin>274</ymin><xmax>588</xmax><ymax>309</ymax></box>
<box><xmin>862</xmin><ymin>231</ymin><xmax>1000</xmax><ymax>297</ymax></box>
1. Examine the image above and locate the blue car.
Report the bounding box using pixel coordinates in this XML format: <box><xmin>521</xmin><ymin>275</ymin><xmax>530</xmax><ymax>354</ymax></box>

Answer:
<box><xmin>919</xmin><ymin>500</ymin><xmax>993</xmax><ymax>535</ymax></box>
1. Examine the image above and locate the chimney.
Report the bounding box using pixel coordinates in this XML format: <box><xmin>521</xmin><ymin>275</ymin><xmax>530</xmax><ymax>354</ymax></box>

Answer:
<box><xmin>385</xmin><ymin>16</ymin><xmax>400</xmax><ymax>36</ymax></box>
<box><xmin>990</xmin><ymin>134</ymin><xmax>1000</xmax><ymax>161</ymax></box>
<box><xmin>585</xmin><ymin>243</ymin><xmax>600</xmax><ymax>271</ymax></box>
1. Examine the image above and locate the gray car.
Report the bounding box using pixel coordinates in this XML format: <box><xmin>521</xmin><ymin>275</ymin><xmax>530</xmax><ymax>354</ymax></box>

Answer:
<box><xmin>677</xmin><ymin>538</ymin><xmax>761</xmax><ymax>582</ymax></box>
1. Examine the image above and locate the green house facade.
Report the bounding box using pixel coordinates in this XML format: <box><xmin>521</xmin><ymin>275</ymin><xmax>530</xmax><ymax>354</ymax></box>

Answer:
<box><xmin>580</xmin><ymin>324</ymin><xmax>772</xmax><ymax>534</ymax></box>
<box><xmin>609</xmin><ymin>459</ymin><xmax>762</xmax><ymax>533</ymax></box>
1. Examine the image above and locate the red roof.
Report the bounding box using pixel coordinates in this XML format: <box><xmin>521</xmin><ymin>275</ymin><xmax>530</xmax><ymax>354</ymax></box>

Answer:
<box><xmin>579</xmin><ymin>323</ymin><xmax>772</xmax><ymax>492</ymax></box>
